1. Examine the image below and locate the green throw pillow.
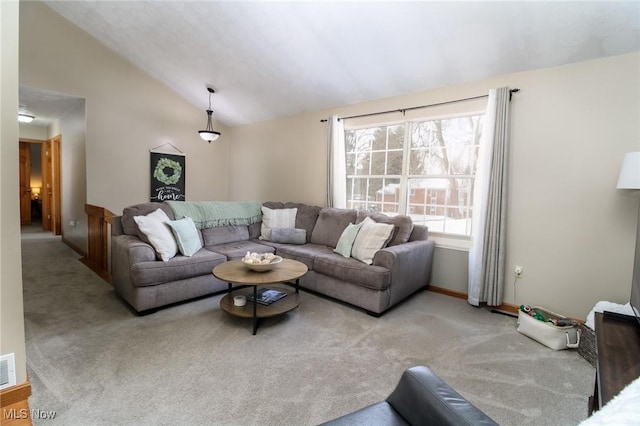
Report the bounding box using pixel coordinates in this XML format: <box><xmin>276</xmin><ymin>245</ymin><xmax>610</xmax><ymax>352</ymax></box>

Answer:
<box><xmin>167</xmin><ymin>217</ymin><xmax>202</xmax><ymax>257</ymax></box>
<box><xmin>334</xmin><ymin>221</ymin><xmax>364</xmax><ymax>258</ymax></box>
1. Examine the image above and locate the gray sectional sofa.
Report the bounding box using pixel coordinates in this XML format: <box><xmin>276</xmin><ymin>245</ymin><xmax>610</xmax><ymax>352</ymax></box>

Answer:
<box><xmin>110</xmin><ymin>201</ymin><xmax>435</xmax><ymax>316</ymax></box>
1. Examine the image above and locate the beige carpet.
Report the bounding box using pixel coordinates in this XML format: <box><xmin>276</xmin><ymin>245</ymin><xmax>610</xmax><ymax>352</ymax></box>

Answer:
<box><xmin>21</xmin><ymin>237</ymin><xmax>595</xmax><ymax>425</ymax></box>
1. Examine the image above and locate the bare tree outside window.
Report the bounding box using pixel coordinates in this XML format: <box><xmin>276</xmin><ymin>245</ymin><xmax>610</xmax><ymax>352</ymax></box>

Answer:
<box><xmin>345</xmin><ymin>114</ymin><xmax>483</xmax><ymax>236</ymax></box>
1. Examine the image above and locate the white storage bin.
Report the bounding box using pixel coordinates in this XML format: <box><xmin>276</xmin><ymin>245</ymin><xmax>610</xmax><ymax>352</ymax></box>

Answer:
<box><xmin>517</xmin><ymin>307</ymin><xmax>580</xmax><ymax>350</ymax></box>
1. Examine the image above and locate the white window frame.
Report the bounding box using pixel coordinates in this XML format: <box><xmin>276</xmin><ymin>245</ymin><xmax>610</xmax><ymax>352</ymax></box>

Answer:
<box><xmin>344</xmin><ymin>111</ymin><xmax>484</xmax><ymax>251</ymax></box>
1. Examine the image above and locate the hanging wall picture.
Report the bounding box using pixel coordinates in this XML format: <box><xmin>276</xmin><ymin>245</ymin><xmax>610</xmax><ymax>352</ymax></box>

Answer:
<box><xmin>150</xmin><ymin>150</ymin><xmax>186</xmax><ymax>202</ymax></box>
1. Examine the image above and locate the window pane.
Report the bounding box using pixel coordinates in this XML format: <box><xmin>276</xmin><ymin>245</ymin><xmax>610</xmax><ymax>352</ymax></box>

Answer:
<box><xmin>345</xmin><ymin>129</ymin><xmax>357</xmax><ymax>152</ymax></box>
<box><xmin>346</xmin><ymin>178</ymin><xmax>367</xmax><ymax>210</ymax></box>
<box><xmin>347</xmin><ymin>177</ymin><xmax>400</xmax><ymax>213</ymax></box>
<box><xmin>410</xmin><ymin>116</ymin><xmax>482</xmax><ymax>177</ymax></box>
<box><xmin>353</xmin><ymin>152</ymin><xmax>371</xmax><ymax>176</ymax></box>
<box><xmin>375</xmin><ymin>179</ymin><xmax>400</xmax><ymax>214</ymax></box>
<box><xmin>372</xmin><ymin>128</ymin><xmax>386</xmax><ymax>151</ymax></box>
<box><xmin>370</xmin><ymin>151</ymin><xmax>385</xmax><ymax>175</ymax></box>
<box><xmin>346</xmin><ymin>152</ymin><xmax>357</xmax><ymax>175</ymax></box>
<box><xmin>388</xmin><ymin>125</ymin><xmax>404</xmax><ymax>150</ymax></box>
<box><xmin>407</xmin><ymin>178</ymin><xmax>474</xmax><ymax>235</ymax></box>
<box><xmin>387</xmin><ymin>151</ymin><xmax>403</xmax><ymax>175</ymax></box>
<box><xmin>344</xmin><ymin>114</ymin><xmax>482</xmax><ymax>237</ymax></box>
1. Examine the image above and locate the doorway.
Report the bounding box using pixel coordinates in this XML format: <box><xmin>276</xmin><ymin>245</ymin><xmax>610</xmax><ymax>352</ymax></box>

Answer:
<box><xmin>19</xmin><ymin>136</ymin><xmax>61</xmax><ymax>235</ymax></box>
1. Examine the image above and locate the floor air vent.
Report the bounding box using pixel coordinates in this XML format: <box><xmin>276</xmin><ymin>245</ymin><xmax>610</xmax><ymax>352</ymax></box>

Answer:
<box><xmin>0</xmin><ymin>353</ymin><xmax>16</xmax><ymax>390</ymax></box>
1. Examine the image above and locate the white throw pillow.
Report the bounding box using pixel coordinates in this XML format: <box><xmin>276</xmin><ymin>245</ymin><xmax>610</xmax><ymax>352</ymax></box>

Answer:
<box><xmin>351</xmin><ymin>216</ymin><xmax>394</xmax><ymax>265</ymax></box>
<box><xmin>133</xmin><ymin>209</ymin><xmax>178</xmax><ymax>261</ymax></box>
<box><xmin>260</xmin><ymin>206</ymin><xmax>297</xmax><ymax>240</ymax></box>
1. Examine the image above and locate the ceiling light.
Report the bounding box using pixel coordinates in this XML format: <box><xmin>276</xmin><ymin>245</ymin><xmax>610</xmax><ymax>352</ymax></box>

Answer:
<box><xmin>18</xmin><ymin>113</ymin><xmax>35</xmax><ymax>123</ymax></box>
<box><xmin>198</xmin><ymin>87</ymin><xmax>221</xmax><ymax>143</ymax></box>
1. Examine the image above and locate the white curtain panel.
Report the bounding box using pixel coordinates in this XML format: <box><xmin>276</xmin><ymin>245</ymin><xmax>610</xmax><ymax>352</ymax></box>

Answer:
<box><xmin>326</xmin><ymin>116</ymin><xmax>346</xmax><ymax>208</ymax></box>
<box><xmin>468</xmin><ymin>87</ymin><xmax>510</xmax><ymax>306</ymax></box>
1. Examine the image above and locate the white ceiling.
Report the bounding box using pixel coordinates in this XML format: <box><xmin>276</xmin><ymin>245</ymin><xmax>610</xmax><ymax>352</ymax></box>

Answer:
<box><xmin>30</xmin><ymin>1</ymin><xmax>640</xmax><ymax>127</ymax></box>
<box><xmin>19</xmin><ymin>86</ymin><xmax>84</xmax><ymax>128</ymax></box>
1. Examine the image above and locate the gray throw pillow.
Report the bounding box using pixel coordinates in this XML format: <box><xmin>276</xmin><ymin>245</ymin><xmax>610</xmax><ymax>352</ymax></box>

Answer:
<box><xmin>270</xmin><ymin>228</ymin><xmax>306</xmax><ymax>245</ymax></box>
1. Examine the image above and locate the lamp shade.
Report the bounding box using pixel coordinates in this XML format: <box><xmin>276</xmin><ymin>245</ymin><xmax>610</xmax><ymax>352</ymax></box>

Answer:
<box><xmin>199</xmin><ymin>130</ymin><xmax>220</xmax><ymax>142</ymax></box>
<box><xmin>617</xmin><ymin>152</ymin><xmax>640</xmax><ymax>189</ymax></box>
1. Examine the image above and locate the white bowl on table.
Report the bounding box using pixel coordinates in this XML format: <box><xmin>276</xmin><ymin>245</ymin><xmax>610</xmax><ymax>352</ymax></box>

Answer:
<box><xmin>241</xmin><ymin>255</ymin><xmax>283</xmax><ymax>272</ymax></box>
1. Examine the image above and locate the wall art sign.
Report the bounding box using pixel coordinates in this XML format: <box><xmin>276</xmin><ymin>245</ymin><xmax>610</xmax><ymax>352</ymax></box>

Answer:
<box><xmin>150</xmin><ymin>151</ymin><xmax>186</xmax><ymax>202</ymax></box>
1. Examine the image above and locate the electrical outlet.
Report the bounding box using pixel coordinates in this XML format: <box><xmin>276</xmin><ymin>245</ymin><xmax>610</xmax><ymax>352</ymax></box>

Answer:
<box><xmin>514</xmin><ymin>265</ymin><xmax>523</xmax><ymax>277</ymax></box>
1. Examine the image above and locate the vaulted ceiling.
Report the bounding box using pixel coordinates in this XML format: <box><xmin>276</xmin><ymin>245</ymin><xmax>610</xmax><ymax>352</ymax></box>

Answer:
<box><xmin>34</xmin><ymin>1</ymin><xmax>640</xmax><ymax>127</ymax></box>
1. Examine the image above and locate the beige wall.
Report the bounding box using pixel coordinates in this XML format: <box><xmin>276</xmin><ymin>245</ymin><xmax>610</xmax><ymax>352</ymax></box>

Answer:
<box><xmin>19</xmin><ymin>1</ymin><xmax>230</xmax><ymax>216</ymax></box>
<box><xmin>19</xmin><ymin>123</ymin><xmax>47</xmax><ymax>140</ymax></box>
<box><xmin>52</xmin><ymin>101</ymin><xmax>88</xmax><ymax>252</ymax></box>
<box><xmin>228</xmin><ymin>53</ymin><xmax>640</xmax><ymax>319</ymax></box>
<box><xmin>1</xmin><ymin>0</ymin><xmax>28</xmax><ymax>385</ymax></box>
<box><xmin>17</xmin><ymin>1</ymin><xmax>640</xmax><ymax>321</ymax></box>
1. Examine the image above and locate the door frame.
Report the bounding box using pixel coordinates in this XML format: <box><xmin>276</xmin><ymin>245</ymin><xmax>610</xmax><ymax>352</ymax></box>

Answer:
<box><xmin>41</xmin><ymin>135</ymin><xmax>62</xmax><ymax>235</ymax></box>
<box><xmin>19</xmin><ymin>142</ymin><xmax>32</xmax><ymax>225</ymax></box>
<box><xmin>20</xmin><ymin>136</ymin><xmax>61</xmax><ymax>235</ymax></box>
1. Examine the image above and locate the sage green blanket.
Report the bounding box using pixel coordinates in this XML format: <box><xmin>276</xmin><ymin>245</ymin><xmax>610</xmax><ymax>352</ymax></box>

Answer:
<box><xmin>166</xmin><ymin>201</ymin><xmax>262</xmax><ymax>229</ymax></box>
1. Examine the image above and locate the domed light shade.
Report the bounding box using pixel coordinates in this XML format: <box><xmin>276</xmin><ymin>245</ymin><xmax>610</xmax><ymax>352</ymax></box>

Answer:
<box><xmin>18</xmin><ymin>113</ymin><xmax>35</xmax><ymax>123</ymax></box>
<box><xmin>198</xmin><ymin>87</ymin><xmax>221</xmax><ymax>143</ymax></box>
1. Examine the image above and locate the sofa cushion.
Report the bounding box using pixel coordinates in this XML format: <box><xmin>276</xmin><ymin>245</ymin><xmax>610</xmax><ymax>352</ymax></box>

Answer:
<box><xmin>134</xmin><ymin>209</ymin><xmax>178</xmax><ymax>262</ymax></box>
<box><xmin>334</xmin><ymin>222</ymin><xmax>364</xmax><ymax>258</ymax></box>
<box><xmin>261</xmin><ymin>206</ymin><xmax>297</xmax><ymax>240</ymax></box>
<box><xmin>310</xmin><ymin>208</ymin><xmax>357</xmax><ymax>248</ymax></box>
<box><xmin>276</xmin><ymin>244</ymin><xmax>335</xmax><ymax>270</ymax></box>
<box><xmin>166</xmin><ymin>217</ymin><xmax>202</xmax><ymax>257</ymax></box>
<box><xmin>248</xmin><ymin>222</ymin><xmax>262</xmax><ymax>240</ymax></box>
<box><xmin>356</xmin><ymin>211</ymin><xmax>414</xmax><ymax>246</ymax></box>
<box><xmin>284</xmin><ymin>202</ymin><xmax>322</xmax><ymax>243</ymax></box>
<box><xmin>202</xmin><ymin>225</ymin><xmax>249</xmax><ymax>246</ymax></box>
<box><xmin>351</xmin><ymin>217</ymin><xmax>394</xmax><ymax>265</ymax></box>
<box><xmin>206</xmin><ymin>241</ymin><xmax>275</xmax><ymax>260</ymax></box>
<box><xmin>262</xmin><ymin>201</ymin><xmax>284</xmax><ymax>210</ymax></box>
<box><xmin>130</xmin><ymin>249</ymin><xmax>226</xmax><ymax>287</ymax></box>
<box><xmin>314</xmin><ymin>252</ymin><xmax>391</xmax><ymax>290</ymax></box>
<box><xmin>270</xmin><ymin>227</ymin><xmax>306</xmax><ymax>245</ymax></box>
<box><xmin>122</xmin><ymin>202</ymin><xmax>174</xmax><ymax>236</ymax></box>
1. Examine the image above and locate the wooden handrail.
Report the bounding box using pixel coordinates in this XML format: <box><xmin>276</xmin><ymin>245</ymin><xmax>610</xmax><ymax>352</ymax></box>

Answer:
<box><xmin>82</xmin><ymin>204</ymin><xmax>114</xmax><ymax>283</ymax></box>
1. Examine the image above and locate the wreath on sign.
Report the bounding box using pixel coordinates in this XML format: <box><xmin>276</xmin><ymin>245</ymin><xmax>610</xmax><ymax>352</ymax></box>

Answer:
<box><xmin>153</xmin><ymin>157</ymin><xmax>182</xmax><ymax>185</ymax></box>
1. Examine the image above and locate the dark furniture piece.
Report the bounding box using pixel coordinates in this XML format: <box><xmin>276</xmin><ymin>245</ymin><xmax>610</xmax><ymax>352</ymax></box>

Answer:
<box><xmin>589</xmin><ymin>311</ymin><xmax>640</xmax><ymax>414</ymax></box>
<box><xmin>320</xmin><ymin>366</ymin><xmax>497</xmax><ymax>426</ymax></box>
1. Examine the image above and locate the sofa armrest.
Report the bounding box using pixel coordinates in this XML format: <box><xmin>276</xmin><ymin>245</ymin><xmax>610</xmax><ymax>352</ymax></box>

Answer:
<box><xmin>373</xmin><ymin>239</ymin><xmax>435</xmax><ymax>305</ymax></box>
<box><xmin>111</xmin><ymin>235</ymin><xmax>157</xmax><ymax>299</ymax></box>
<box><xmin>386</xmin><ymin>366</ymin><xmax>498</xmax><ymax>426</ymax></box>
<box><xmin>112</xmin><ymin>235</ymin><xmax>156</xmax><ymax>264</ymax></box>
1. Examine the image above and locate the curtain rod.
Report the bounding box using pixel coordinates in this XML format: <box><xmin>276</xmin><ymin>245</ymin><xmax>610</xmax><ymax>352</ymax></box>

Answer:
<box><xmin>320</xmin><ymin>88</ymin><xmax>520</xmax><ymax>123</ymax></box>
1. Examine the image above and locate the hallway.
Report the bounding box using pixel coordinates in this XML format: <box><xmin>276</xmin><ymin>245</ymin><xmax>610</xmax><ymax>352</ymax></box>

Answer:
<box><xmin>20</xmin><ymin>220</ymin><xmax>59</xmax><ymax>241</ymax></box>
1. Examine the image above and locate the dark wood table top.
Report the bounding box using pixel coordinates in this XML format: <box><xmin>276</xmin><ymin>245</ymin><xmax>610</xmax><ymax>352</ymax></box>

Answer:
<box><xmin>595</xmin><ymin>311</ymin><xmax>640</xmax><ymax>406</ymax></box>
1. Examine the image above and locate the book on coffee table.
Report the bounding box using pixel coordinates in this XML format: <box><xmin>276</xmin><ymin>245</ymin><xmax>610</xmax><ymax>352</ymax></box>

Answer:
<box><xmin>246</xmin><ymin>288</ymin><xmax>287</xmax><ymax>306</ymax></box>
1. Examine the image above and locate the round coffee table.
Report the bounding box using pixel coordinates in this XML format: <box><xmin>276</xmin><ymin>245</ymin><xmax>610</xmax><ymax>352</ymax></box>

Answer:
<box><xmin>213</xmin><ymin>258</ymin><xmax>308</xmax><ymax>335</ymax></box>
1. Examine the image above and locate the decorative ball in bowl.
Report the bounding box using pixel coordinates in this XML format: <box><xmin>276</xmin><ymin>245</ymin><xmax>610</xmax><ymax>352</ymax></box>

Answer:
<box><xmin>241</xmin><ymin>252</ymin><xmax>283</xmax><ymax>272</ymax></box>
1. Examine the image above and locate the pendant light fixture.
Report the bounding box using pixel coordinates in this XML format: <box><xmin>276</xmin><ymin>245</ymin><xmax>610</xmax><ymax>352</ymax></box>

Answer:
<box><xmin>198</xmin><ymin>87</ymin><xmax>221</xmax><ymax>143</ymax></box>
